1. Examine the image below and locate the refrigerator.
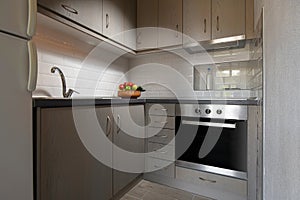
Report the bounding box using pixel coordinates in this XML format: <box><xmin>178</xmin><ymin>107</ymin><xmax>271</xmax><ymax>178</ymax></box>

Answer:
<box><xmin>0</xmin><ymin>0</ymin><xmax>37</xmax><ymax>200</ymax></box>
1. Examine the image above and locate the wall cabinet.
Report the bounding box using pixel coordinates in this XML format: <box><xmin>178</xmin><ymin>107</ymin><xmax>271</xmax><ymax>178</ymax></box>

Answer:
<box><xmin>212</xmin><ymin>0</ymin><xmax>246</xmax><ymax>39</ymax></box>
<box><xmin>38</xmin><ymin>0</ymin><xmax>103</xmax><ymax>33</ymax></box>
<box><xmin>137</xmin><ymin>0</ymin><xmax>182</xmax><ymax>50</ymax></box>
<box><xmin>183</xmin><ymin>0</ymin><xmax>211</xmax><ymax>43</ymax></box>
<box><xmin>183</xmin><ymin>0</ymin><xmax>246</xmax><ymax>43</ymax></box>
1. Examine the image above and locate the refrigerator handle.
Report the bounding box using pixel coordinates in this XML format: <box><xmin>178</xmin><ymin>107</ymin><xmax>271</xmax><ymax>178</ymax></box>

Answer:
<box><xmin>27</xmin><ymin>41</ymin><xmax>38</xmax><ymax>92</ymax></box>
<box><xmin>27</xmin><ymin>0</ymin><xmax>37</xmax><ymax>37</ymax></box>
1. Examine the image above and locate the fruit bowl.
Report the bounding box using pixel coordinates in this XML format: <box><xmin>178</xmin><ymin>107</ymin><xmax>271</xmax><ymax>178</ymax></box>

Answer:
<box><xmin>118</xmin><ymin>90</ymin><xmax>141</xmax><ymax>98</ymax></box>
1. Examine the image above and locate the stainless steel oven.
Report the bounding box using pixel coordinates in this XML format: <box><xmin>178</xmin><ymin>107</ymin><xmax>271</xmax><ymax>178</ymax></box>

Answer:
<box><xmin>175</xmin><ymin>104</ymin><xmax>248</xmax><ymax>180</ymax></box>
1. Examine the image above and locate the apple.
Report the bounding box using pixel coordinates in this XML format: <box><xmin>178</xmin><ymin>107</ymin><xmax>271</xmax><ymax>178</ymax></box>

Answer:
<box><xmin>127</xmin><ymin>82</ymin><xmax>134</xmax><ymax>87</ymax></box>
<box><xmin>132</xmin><ymin>84</ymin><xmax>138</xmax><ymax>91</ymax></box>
<box><xmin>119</xmin><ymin>84</ymin><xmax>125</xmax><ymax>90</ymax></box>
<box><xmin>125</xmin><ymin>86</ymin><xmax>131</xmax><ymax>91</ymax></box>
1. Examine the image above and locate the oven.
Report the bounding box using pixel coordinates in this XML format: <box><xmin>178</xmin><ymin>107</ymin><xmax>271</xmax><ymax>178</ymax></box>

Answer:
<box><xmin>175</xmin><ymin>104</ymin><xmax>248</xmax><ymax>180</ymax></box>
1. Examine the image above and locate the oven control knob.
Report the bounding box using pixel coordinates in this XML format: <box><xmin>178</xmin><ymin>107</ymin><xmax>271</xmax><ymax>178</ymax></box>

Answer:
<box><xmin>195</xmin><ymin>108</ymin><xmax>201</xmax><ymax>114</ymax></box>
<box><xmin>216</xmin><ymin>109</ymin><xmax>222</xmax><ymax>115</ymax></box>
<box><xmin>205</xmin><ymin>109</ymin><xmax>211</xmax><ymax>114</ymax></box>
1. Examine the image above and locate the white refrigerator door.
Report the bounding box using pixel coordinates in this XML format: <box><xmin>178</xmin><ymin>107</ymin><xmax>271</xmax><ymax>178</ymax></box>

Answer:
<box><xmin>0</xmin><ymin>32</ymin><xmax>33</xmax><ymax>200</ymax></box>
<box><xmin>0</xmin><ymin>0</ymin><xmax>36</xmax><ymax>38</ymax></box>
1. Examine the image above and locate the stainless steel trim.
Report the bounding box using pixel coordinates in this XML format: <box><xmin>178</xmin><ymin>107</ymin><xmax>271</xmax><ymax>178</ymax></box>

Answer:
<box><xmin>182</xmin><ymin>120</ymin><xmax>236</xmax><ymax>129</ymax></box>
<box><xmin>176</xmin><ymin>104</ymin><xmax>247</xmax><ymax>120</ymax></box>
<box><xmin>176</xmin><ymin>160</ymin><xmax>247</xmax><ymax>180</ymax></box>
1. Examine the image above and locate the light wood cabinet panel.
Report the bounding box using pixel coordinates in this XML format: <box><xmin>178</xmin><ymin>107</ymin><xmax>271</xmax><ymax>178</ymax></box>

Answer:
<box><xmin>212</xmin><ymin>0</ymin><xmax>246</xmax><ymax>39</ymax></box>
<box><xmin>39</xmin><ymin>107</ymin><xmax>113</xmax><ymax>200</ymax></box>
<box><xmin>112</xmin><ymin>105</ymin><xmax>145</xmax><ymax>195</ymax></box>
<box><xmin>137</xmin><ymin>0</ymin><xmax>158</xmax><ymax>50</ymax></box>
<box><xmin>123</xmin><ymin>0</ymin><xmax>137</xmax><ymax>50</ymax></box>
<box><xmin>183</xmin><ymin>0</ymin><xmax>211</xmax><ymax>43</ymax></box>
<box><xmin>103</xmin><ymin>0</ymin><xmax>124</xmax><ymax>43</ymax></box>
<box><xmin>158</xmin><ymin>0</ymin><xmax>183</xmax><ymax>48</ymax></box>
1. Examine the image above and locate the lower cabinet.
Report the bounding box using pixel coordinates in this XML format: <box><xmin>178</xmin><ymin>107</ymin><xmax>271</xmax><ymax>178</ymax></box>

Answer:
<box><xmin>36</xmin><ymin>105</ymin><xmax>145</xmax><ymax>200</ymax></box>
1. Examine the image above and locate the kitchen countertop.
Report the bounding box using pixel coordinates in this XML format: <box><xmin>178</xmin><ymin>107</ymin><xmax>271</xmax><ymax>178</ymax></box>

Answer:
<box><xmin>33</xmin><ymin>97</ymin><xmax>261</xmax><ymax>108</ymax></box>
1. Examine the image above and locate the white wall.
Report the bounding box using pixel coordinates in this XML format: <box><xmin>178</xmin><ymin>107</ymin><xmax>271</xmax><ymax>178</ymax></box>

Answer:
<box><xmin>33</xmin><ymin>34</ymin><xmax>129</xmax><ymax>98</ymax></box>
<box><xmin>263</xmin><ymin>0</ymin><xmax>300</xmax><ymax>199</ymax></box>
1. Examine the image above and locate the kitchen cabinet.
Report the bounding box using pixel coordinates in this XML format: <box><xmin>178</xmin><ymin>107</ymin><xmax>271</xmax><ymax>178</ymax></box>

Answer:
<box><xmin>158</xmin><ymin>0</ymin><xmax>183</xmax><ymax>48</ymax></box>
<box><xmin>144</xmin><ymin>104</ymin><xmax>176</xmax><ymax>180</ymax></box>
<box><xmin>102</xmin><ymin>0</ymin><xmax>137</xmax><ymax>49</ymax></box>
<box><xmin>112</xmin><ymin>105</ymin><xmax>145</xmax><ymax>195</ymax></box>
<box><xmin>38</xmin><ymin>0</ymin><xmax>103</xmax><ymax>33</ymax></box>
<box><xmin>183</xmin><ymin>0</ymin><xmax>211</xmax><ymax>43</ymax></box>
<box><xmin>102</xmin><ymin>0</ymin><xmax>124</xmax><ymax>44</ymax></box>
<box><xmin>37</xmin><ymin>107</ymin><xmax>113</xmax><ymax>200</ymax></box>
<box><xmin>136</xmin><ymin>0</ymin><xmax>158</xmax><ymax>50</ymax></box>
<box><xmin>137</xmin><ymin>0</ymin><xmax>182</xmax><ymax>50</ymax></box>
<box><xmin>212</xmin><ymin>0</ymin><xmax>246</xmax><ymax>39</ymax></box>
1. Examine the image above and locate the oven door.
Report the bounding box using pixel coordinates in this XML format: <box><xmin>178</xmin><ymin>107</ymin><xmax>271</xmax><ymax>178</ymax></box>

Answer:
<box><xmin>175</xmin><ymin>117</ymin><xmax>247</xmax><ymax>180</ymax></box>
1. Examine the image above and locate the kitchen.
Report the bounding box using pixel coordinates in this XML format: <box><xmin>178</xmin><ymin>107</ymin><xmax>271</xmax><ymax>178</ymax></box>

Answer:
<box><xmin>0</xmin><ymin>0</ymin><xmax>299</xmax><ymax>200</ymax></box>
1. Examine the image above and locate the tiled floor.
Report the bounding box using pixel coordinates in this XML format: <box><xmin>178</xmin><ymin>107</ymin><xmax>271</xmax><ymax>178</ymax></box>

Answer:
<box><xmin>120</xmin><ymin>180</ymin><xmax>212</xmax><ymax>200</ymax></box>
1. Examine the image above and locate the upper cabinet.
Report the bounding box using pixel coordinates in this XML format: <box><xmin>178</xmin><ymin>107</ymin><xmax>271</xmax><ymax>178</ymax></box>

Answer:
<box><xmin>137</xmin><ymin>0</ymin><xmax>158</xmax><ymax>50</ymax></box>
<box><xmin>211</xmin><ymin>0</ymin><xmax>245</xmax><ymax>39</ymax></box>
<box><xmin>137</xmin><ymin>0</ymin><xmax>182</xmax><ymax>50</ymax></box>
<box><xmin>183</xmin><ymin>0</ymin><xmax>247</xmax><ymax>43</ymax></box>
<box><xmin>102</xmin><ymin>0</ymin><xmax>137</xmax><ymax>49</ymax></box>
<box><xmin>38</xmin><ymin>0</ymin><xmax>103</xmax><ymax>33</ymax></box>
<box><xmin>183</xmin><ymin>0</ymin><xmax>211</xmax><ymax>43</ymax></box>
<box><xmin>158</xmin><ymin>0</ymin><xmax>183</xmax><ymax>48</ymax></box>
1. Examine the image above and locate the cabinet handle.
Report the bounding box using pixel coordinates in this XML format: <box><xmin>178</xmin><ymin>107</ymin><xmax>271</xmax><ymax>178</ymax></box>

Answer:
<box><xmin>217</xmin><ymin>16</ymin><xmax>220</xmax><ymax>31</ymax></box>
<box><xmin>106</xmin><ymin>116</ymin><xmax>112</xmax><ymax>137</ymax></box>
<box><xmin>199</xmin><ymin>177</ymin><xmax>217</xmax><ymax>183</ymax></box>
<box><xmin>106</xmin><ymin>14</ymin><xmax>110</xmax><ymax>28</ymax></box>
<box><xmin>61</xmin><ymin>4</ymin><xmax>78</xmax><ymax>15</ymax></box>
<box><xmin>154</xmin><ymin>135</ymin><xmax>168</xmax><ymax>138</ymax></box>
<box><xmin>204</xmin><ymin>19</ymin><xmax>207</xmax><ymax>33</ymax></box>
<box><xmin>116</xmin><ymin>115</ymin><xmax>121</xmax><ymax>134</ymax></box>
<box><xmin>27</xmin><ymin>0</ymin><xmax>37</xmax><ymax>37</ymax></box>
<box><xmin>176</xmin><ymin>24</ymin><xmax>179</xmax><ymax>37</ymax></box>
<box><xmin>137</xmin><ymin>32</ymin><xmax>142</xmax><ymax>44</ymax></box>
<box><xmin>155</xmin><ymin>150</ymin><xmax>168</xmax><ymax>154</ymax></box>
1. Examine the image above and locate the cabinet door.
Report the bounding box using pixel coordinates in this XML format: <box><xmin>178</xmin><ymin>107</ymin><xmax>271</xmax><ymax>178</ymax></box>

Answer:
<box><xmin>71</xmin><ymin>0</ymin><xmax>103</xmax><ymax>34</ymax></box>
<box><xmin>137</xmin><ymin>0</ymin><xmax>158</xmax><ymax>50</ymax></box>
<box><xmin>212</xmin><ymin>0</ymin><xmax>246</xmax><ymax>39</ymax></box>
<box><xmin>40</xmin><ymin>107</ymin><xmax>113</xmax><ymax>200</ymax></box>
<box><xmin>158</xmin><ymin>0</ymin><xmax>183</xmax><ymax>48</ymax></box>
<box><xmin>38</xmin><ymin>0</ymin><xmax>75</xmax><ymax>21</ymax></box>
<box><xmin>112</xmin><ymin>105</ymin><xmax>145</xmax><ymax>195</ymax></box>
<box><xmin>183</xmin><ymin>0</ymin><xmax>211</xmax><ymax>44</ymax></box>
<box><xmin>123</xmin><ymin>0</ymin><xmax>137</xmax><ymax>50</ymax></box>
<box><xmin>103</xmin><ymin>0</ymin><xmax>124</xmax><ymax>44</ymax></box>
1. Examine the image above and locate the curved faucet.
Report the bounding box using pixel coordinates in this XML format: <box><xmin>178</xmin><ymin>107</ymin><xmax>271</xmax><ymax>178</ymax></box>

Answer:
<box><xmin>51</xmin><ymin>66</ymin><xmax>79</xmax><ymax>98</ymax></box>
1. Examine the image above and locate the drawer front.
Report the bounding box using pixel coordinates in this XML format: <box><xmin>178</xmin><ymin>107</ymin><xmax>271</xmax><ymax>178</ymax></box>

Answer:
<box><xmin>147</xmin><ymin>104</ymin><xmax>175</xmax><ymax>116</ymax></box>
<box><xmin>148</xmin><ymin>116</ymin><xmax>175</xmax><ymax>129</ymax></box>
<box><xmin>176</xmin><ymin>167</ymin><xmax>247</xmax><ymax>197</ymax></box>
<box><xmin>147</xmin><ymin>128</ymin><xmax>175</xmax><ymax>145</ymax></box>
<box><xmin>147</xmin><ymin>143</ymin><xmax>175</xmax><ymax>161</ymax></box>
<box><xmin>145</xmin><ymin>157</ymin><xmax>175</xmax><ymax>178</ymax></box>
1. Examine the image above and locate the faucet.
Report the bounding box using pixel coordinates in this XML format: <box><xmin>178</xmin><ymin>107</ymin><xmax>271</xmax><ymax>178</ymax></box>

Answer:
<box><xmin>51</xmin><ymin>66</ymin><xmax>79</xmax><ymax>98</ymax></box>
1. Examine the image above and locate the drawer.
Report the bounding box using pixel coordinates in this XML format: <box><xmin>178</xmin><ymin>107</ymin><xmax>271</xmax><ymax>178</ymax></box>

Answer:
<box><xmin>148</xmin><ymin>115</ymin><xmax>175</xmax><ymax>129</ymax></box>
<box><xmin>145</xmin><ymin>157</ymin><xmax>175</xmax><ymax>178</ymax></box>
<box><xmin>147</xmin><ymin>104</ymin><xmax>175</xmax><ymax>116</ymax></box>
<box><xmin>176</xmin><ymin>167</ymin><xmax>247</xmax><ymax>198</ymax></box>
<box><xmin>147</xmin><ymin>143</ymin><xmax>175</xmax><ymax>161</ymax></box>
<box><xmin>147</xmin><ymin>127</ymin><xmax>175</xmax><ymax>145</ymax></box>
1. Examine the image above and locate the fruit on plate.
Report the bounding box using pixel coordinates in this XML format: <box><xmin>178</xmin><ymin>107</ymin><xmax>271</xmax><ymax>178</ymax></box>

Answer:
<box><xmin>125</xmin><ymin>86</ymin><xmax>131</xmax><ymax>91</ymax></box>
<box><xmin>119</xmin><ymin>84</ymin><xmax>125</xmax><ymax>90</ymax></box>
<box><xmin>132</xmin><ymin>84</ymin><xmax>138</xmax><ymax>91</ymax></box>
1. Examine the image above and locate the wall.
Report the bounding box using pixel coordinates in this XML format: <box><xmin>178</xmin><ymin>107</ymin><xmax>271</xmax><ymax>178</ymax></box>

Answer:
<box><xmin>263</xmin><ymin>0</ymin><xmax>300</xmax><ymax>199</ymax></box>
<box><xmin>33</xmin><ymin>30</ymin><xmax>129</xmax><ymax>98</ymax></box>
<box><xmin>128</xmin><ymin>44</ymin><xmax>261</xmax><ymax>99</ymax></box>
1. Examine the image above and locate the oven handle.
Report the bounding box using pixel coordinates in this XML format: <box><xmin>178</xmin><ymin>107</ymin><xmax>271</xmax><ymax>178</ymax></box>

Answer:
<box><xmin>182</xmin><ymin>120</ymin><xmax>236</xmax><ymax>129</ymax></box>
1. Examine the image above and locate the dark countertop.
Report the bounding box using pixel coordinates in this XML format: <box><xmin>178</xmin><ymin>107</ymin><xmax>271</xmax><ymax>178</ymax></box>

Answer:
<box><xmin>33</xmin><ymin>98</ymin><xmax>260</xmax><ymax>108</ymax></box>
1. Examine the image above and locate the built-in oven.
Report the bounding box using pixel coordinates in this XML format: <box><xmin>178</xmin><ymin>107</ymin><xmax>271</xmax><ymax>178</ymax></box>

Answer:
<box><xmin>175</xmin><ymin>104</ymin><xmax>248</xmax><ymax>180</ymax></box>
